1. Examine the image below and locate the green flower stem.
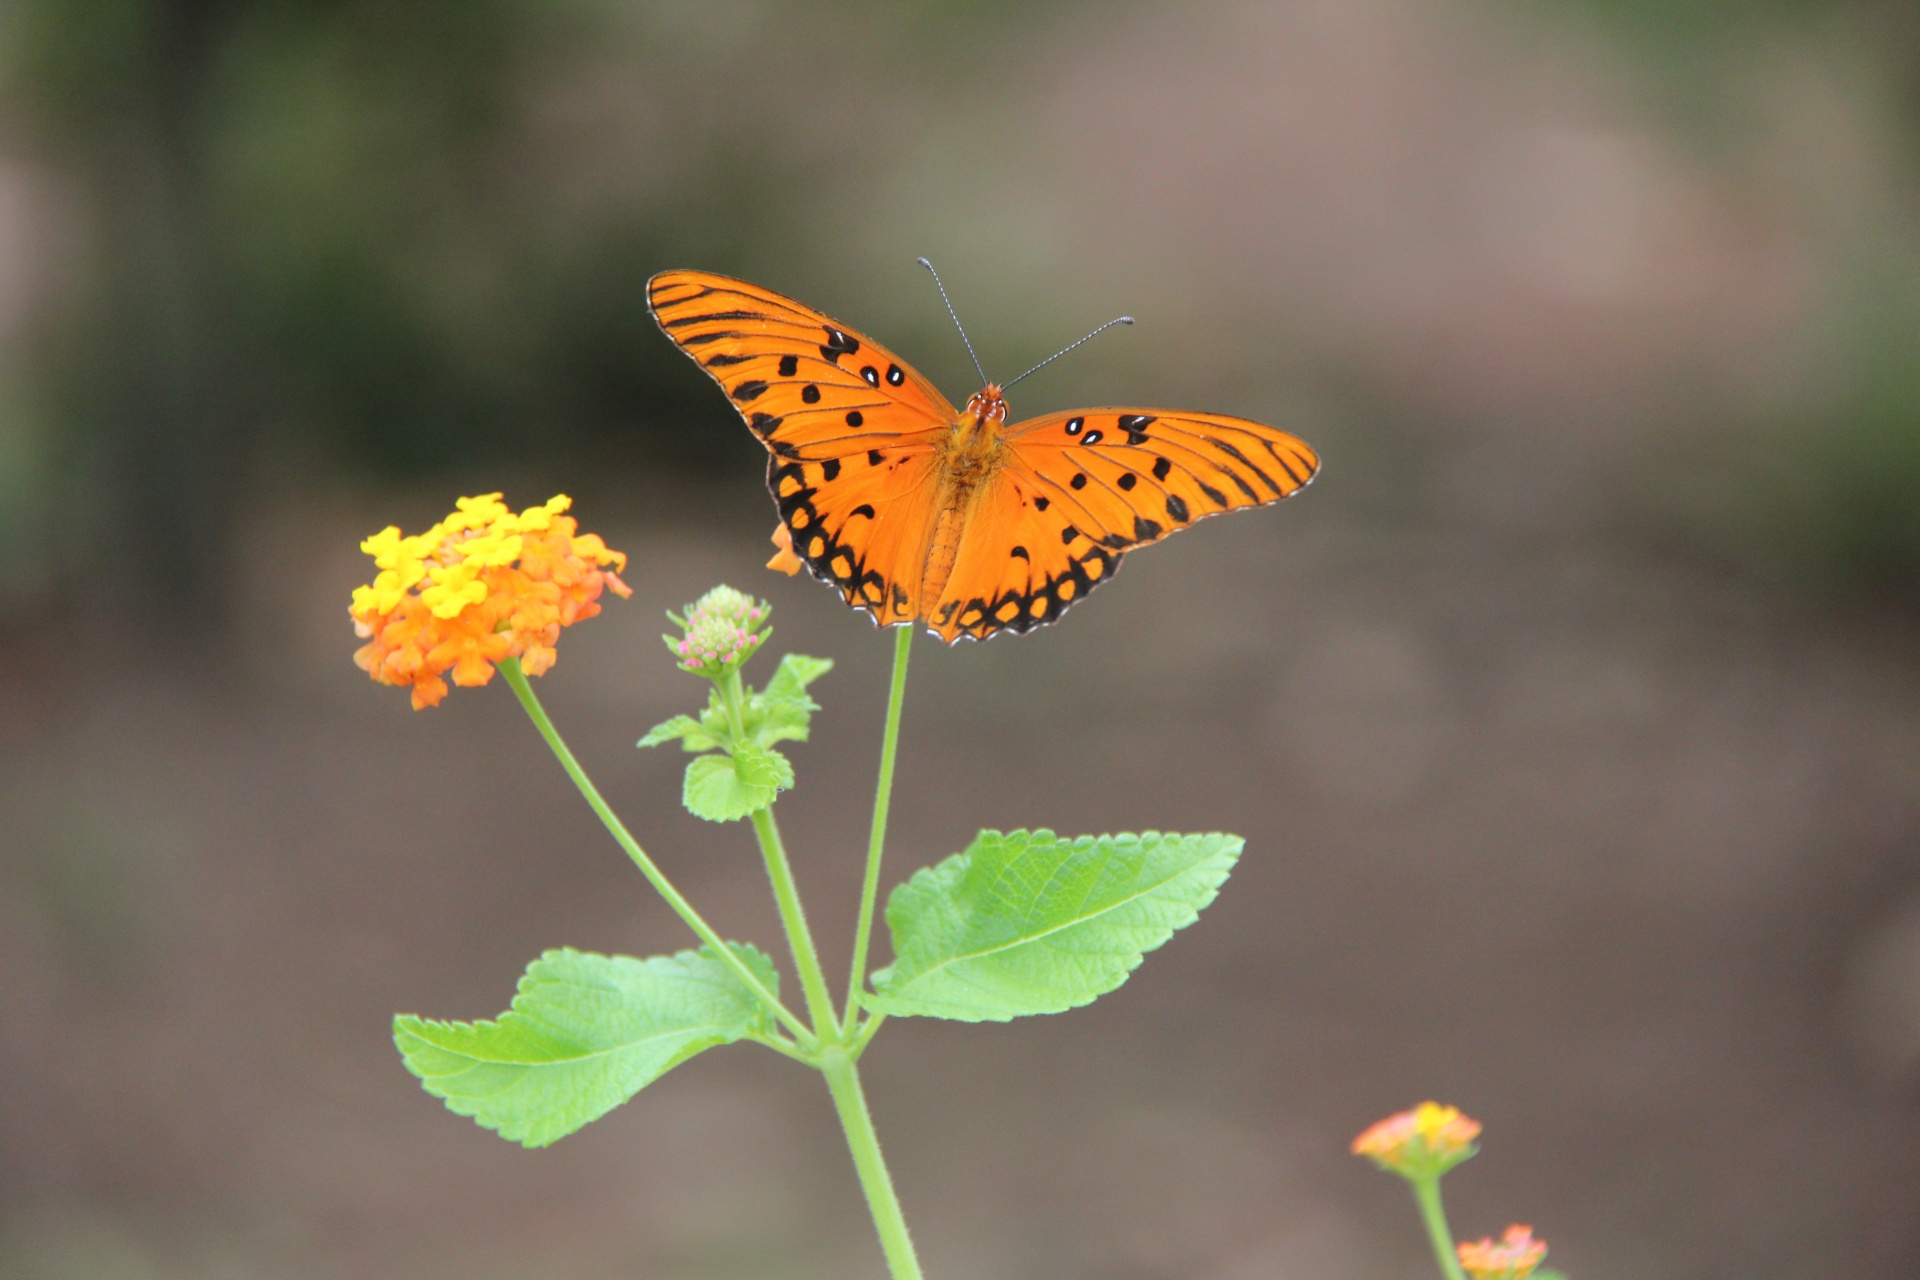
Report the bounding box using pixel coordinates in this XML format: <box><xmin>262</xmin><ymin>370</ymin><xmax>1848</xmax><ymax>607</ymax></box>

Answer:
<box><xmin>498</xmin><ymin>657</ymin><xmax>813</xmax><ymax>1046</ymax></box>
<box><xmin>844</xmin><ymin>623</ymin><xmax>912</xmax><ymax>1031</ymax></box>
<box><xmin>820</xmin><ymin>1046</ymin><xmax>924</xmax><ymax>1280</ymax></box>
<box><xmin>748</xmin><ymin>806</ymin><xmax>842</xmax><ymax>1040</ymax></box>
<box><xmin>1412</xmin><ymin>1176</ymin><xmax>1469</xmax><ymax>1280</ymax></box>
<box><xmin>848</xmin><ymin>1009</ymin><xmax>887</xmax><ymax>1058</ymax></box>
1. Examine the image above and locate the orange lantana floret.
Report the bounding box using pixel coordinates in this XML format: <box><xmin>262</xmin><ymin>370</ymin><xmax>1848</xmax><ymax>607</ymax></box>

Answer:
<box><xmin>349</xmin><ymin>494</ymin><xmax>631</xmax><ymax>708</ymax></box>
<box><xmin>1351</xmin><ymin>1101</ymin><xmax>1482</xmax><ymax>1180</ymax></box>
<box><xmin>1458</xmin><ymin>1225</ymin><xmax>1548</xmax><ymax>1280</ymax></box>
<box><xmin>766</xmin><ymin>524</ymin><xmax>804</xmax><ymax>575</ymax></box>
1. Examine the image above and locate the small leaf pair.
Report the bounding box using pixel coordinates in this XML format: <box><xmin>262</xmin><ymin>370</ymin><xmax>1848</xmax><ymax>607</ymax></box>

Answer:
<box><xmin>640</xmin><ymin>650</ymin><xmax>833</xmax><ymax>822</ymax></box>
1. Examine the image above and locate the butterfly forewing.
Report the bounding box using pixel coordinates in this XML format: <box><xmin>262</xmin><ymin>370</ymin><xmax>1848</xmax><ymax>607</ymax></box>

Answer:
<box><xmin>1003</xmin><ymin>408</ymin><xmax>1318</xmax><ymax>551</ymax></box>
<box><xmin>648</xmin><ymin>271</ymin><xmax>954</xmax><ymax>460</ymax></box>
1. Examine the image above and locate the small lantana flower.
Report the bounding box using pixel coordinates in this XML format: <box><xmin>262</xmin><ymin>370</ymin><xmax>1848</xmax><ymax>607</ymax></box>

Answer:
<box><xmin>350</xmin><ymin>493</ymin><xmax>630</xmax><ymax>709</ymax></box>
<box><xmin>667</xmin><ymin>584</ymin><xmax>771</xmax><ymax>679</ymax></box>
<box><xmin>1351</xmin><ymin>1101</ymin><xmax>1482</xmax><ymax>1181</ymax></box>
<box><xmin>1457</xmin><ymin>1225</ymin><xmax>1548</xmax><ymax>1280</ymax></box>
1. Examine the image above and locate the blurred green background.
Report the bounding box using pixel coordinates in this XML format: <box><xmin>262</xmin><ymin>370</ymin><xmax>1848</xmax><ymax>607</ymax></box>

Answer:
<box><xmin>4</xmin><ymin>2</ymin><xmax>1920</xmax><ymax>1278</ymax></box>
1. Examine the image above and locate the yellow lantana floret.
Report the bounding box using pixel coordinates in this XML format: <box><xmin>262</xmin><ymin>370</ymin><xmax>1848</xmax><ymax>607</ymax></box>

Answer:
<box><xmin>349</xmin><ymin>493</ymin><xmax>631</xmax><ymax>709</ymax></box>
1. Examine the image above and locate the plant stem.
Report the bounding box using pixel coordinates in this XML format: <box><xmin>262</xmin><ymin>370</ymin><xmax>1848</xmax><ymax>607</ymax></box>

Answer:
<box><xmin>1412</xmin><ymin>1177</ymin><xmax>1469</xmax><ymax>1280</ymax></box>
<box><xmin>820</xmin><ymin>1047</ymin><xmax>924</xmax><ymax>1280</ymax></box>
<box><xmin>845</xmin><ymin>624</ymin><xmax>912</xmax><ymax>1030</ymax></box>
<box><xmin>749</xmin><ymin>806</ymin><xmax>842</xmax><ymax>1040</ymax></box>
<box><xmin>498</xmin><ymin>657</ymin><xmax>812</xmax><ymax>1045</ymax></box>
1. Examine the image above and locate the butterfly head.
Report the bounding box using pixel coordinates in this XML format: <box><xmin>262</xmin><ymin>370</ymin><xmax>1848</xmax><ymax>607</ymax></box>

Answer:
<box><xmin>964</xmin><ymin>384</ymin><xmax>1010</xmax><ymax>428</ymax></box>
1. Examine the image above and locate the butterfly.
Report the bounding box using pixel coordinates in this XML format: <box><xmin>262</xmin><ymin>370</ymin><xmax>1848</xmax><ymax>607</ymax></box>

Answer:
<box><xmin>648</xmin><ymin>269</ymin><xmax>1318</xmax><ymax>642</ymax></box>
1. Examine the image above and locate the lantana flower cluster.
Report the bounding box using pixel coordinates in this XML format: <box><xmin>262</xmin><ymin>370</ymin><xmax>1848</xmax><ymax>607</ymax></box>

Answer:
<box><xmin>1351</xmin><ymin>1101</ymin><xmax>1482</xmax><ymax>1179</ymax></box>
<box><xmin>350</xmin><ymin>493</ymin><xmax>630</xmax><ymax>708</ymax></box>
<box><xmin>667</xmin><ymin>585</ymin><xmax>771</xmax><ymax>679</ymax></box>
<box><xmin>1457</xmin><ymin>1225</ymin><xmax>1549</xmax><ymax>1280</ymax></box>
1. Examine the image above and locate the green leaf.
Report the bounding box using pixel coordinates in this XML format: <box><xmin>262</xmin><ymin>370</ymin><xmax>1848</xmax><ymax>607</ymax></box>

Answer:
<box><xmin>868</xmin><ymin>829</ymin><xmax>1243</xmax><ymax>1021</ymax></box>
<box><xmin>742</xmin><ymin>653</ymin><xmax>832</xmax><ymax>747</ymax></box>
<box><xmin>682</xmin><ymin>744</ymin><xmax>793</xmax><ymax>821</ymax></box>
<box><xmin>636</xmin><ymin>713</ymin><xmax>721</xmax><ymax>752</ymax></box>
<box><xmin>394</xmin><ymin>944</ymin><xmax>779</xmax><ymax>1148</ymax></box>
<box><xmin>764</xmin><ymin>652</ymin><xmax>833</xmax><ymax>701</ymax></box>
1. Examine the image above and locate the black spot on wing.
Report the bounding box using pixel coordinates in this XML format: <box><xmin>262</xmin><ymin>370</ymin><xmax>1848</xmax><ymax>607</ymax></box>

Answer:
<box><xmin>1010</xmin><ymin>545</ymin><xmax>1029</xmax><ymax>560</ymax></box>
<box><xmin>802</xmin><ymin>384</ymin><xmax>821</xmax><ymax>403</ymax></box>
<box><xmin>1117</xmin><ymin>473</ymin><xmax>1137</xmax><ymax>490</ymax></box>
<box><xmin>846</xmin><ymin>411</ymin><xmax>864</xmax><ymax>427</ymax></box>
<box><xmin>850</xmin><ymin>503</ymin><xmax>875</xmax><ymax>519</ymax></box>
<box><xmin>1165</xmin><ymin>494</ymin><xmax>1189</xmax><ymax>523</ymax></box>
<box><xmin>868</xmin><ymin>449</ymin><xmax>884</xmax><ymax>466</ymax></box>
<box><xmin>1034</xmin><ymin>495</ymin><xmax>1050</xmax><ymax>511</ymax></box>
<box><xmin>821</xmin><ymin>458</ymin><xmax>841</xmax><ymax>481</ymax></box>
<box><xmin>820</xmin><ymin>327</ymin><xmax>860</xmax><ymax>363</ymax></box>
<box><xmin>731</xmin><ymin>380</ymin><xmax>770</xmax><ymax>402</ymax></box>
<box><xmin>1197</xmin><ymin>478</ymin><xmax>1229</xmax><ymax>507</ymax></box>
<box><xmin>748</xmin><ymin>412</ymin><xmax>783</xmax><ymax>437</ymax></box>
<box><xmin>777</xmin><ymin>354</ymin><xmax>798</xmax><ymax>377</ymax></box>
<box><xmin>704</xmin><ymin>352</ymin><xmax>754</xmax><ymax>368</ymax></box>
<box><xmin>1132</xmin><ymin>515</ymin><xmax>1163</xmax><ymax>542</ymax></box>
<box><xmin>1152</xmin><ymin>456</ymin><xmax>1173</xmax><ymax>481</ymax></box>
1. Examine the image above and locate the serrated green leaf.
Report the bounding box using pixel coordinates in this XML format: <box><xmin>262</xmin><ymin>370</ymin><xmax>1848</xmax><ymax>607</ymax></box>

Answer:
<box><xmin>742</xmin><ymin>653</ymin><xmax>833</xmax><ymax>747</ymax></box>
<box><xmin>764</xmin><ymin>653</ymin><xmax>833</xmax><ymax>700</ymax></box>
<box><xmin>636</xmin><ymin>713</ymin><xmax>721</xmax><ymax>751</ymax></box>
<box><xmin>732</xmin><ymin>741</ymin><xmax>795</xmax><ymax>789</ymax></box>
<box><xmin>868</xmin><ymin>829</ymin><xmax>1243</xmax><ymax>1021</ymax></box>
<box><xmin>683</xmin><ymin>744</ymin><xmax>792</xmax><ymax>821</ymax></box>
<box><xmin>394</xmin><ymin>944</ymin><xmax>778</xmax><ymax>1148</ymax></box>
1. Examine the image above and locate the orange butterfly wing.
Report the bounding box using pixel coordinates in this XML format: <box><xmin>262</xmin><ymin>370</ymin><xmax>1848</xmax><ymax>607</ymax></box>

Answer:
<box><xmin>648</xmin><ymin>270</ymin><xmax>953</xmax><ymax>624</ymax></box>
<box><xmin>925</xmin><ymin>408</ymin><xmax>1319</xmax><ymax>641</ymax></box>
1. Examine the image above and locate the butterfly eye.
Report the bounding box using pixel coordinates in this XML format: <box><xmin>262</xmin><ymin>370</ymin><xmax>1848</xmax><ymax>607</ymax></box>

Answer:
<box><xmin>861</xmin><ymin>366</ymin><xmax>880</xmax><ymax>387</ymax></box>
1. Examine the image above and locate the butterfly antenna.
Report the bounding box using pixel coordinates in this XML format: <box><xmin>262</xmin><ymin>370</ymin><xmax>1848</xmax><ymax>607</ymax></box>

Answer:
<box><xmin>1002</xmin><ymin>314</ymin><xmax>1135</xmax><ymax>390</ymax></box>
<box><xmin>917</xmin><ymin>257</ymin><xmax>990</xmax><ymax>387</ymax></box>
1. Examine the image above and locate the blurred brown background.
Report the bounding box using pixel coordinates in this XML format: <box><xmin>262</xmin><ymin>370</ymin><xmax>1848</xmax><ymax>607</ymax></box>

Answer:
<box><xmin>5</xmin><ymin>1</ymin><xmax>1920</xmax><ymax>1277</ymax></box>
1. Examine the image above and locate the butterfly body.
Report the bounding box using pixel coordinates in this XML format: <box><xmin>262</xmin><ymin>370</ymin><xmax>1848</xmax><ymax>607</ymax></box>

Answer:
<box><xmin>648</xmin><ymin>270</ymin><xmax>1318</xmax><ymax>643</ymax></box>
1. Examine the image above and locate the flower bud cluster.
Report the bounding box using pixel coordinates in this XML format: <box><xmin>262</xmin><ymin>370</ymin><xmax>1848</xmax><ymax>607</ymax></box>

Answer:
<box><xmin>667</xmin><ymin>585</ymin><xmax>771</xmax><ymax>679</ymax></box>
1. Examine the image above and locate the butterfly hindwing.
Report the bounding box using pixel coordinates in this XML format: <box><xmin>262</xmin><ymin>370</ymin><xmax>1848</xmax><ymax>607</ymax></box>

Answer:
<box><xmin>648</xmin><ymin>271</ymin><xmax>954</xmax><ymax>460</ymax></box>
<box><xmin>769</xmin><ymin>446</ymin><xmax>941</xmax><ymax>627</ymax></box>
<box><xmin>928</xmin><ymin>466</ymin><xmax>1125</xmax><ymax>641</ymax></box>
